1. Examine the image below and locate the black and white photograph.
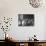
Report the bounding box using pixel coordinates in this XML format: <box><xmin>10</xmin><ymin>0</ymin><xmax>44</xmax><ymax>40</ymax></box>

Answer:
<box><xmin>18</xmin><ymin>14</ymin><xmax>34</xmax><ymax>26</ymax></box>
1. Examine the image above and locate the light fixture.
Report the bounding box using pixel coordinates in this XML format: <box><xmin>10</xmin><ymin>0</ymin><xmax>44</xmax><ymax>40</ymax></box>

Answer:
<box><xmin>29</xmin><ymin>0</ymin><xmax>43</xmax><ymax>8</ymax></box>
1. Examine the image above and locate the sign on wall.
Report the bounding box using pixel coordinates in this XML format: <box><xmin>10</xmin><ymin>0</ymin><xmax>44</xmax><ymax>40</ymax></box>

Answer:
<box><xmin>18</xmin><ymin>14</ymin><xmax>34</xmax><ymax>26</ymax></box>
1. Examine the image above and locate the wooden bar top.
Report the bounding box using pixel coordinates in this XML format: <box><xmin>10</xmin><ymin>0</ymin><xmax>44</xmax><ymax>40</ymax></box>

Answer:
<box><xmin>7</xmin><ymin>39</ymin><xmax>46</xmax><ymax>43</ymax></box>
<box><xmin>5</xmin><ymin>38</ymin><xmax>46</xmax><ymax>43</ymax></box>
<box><xmin>13</xmin><ymin>40</ymin><xmax>46</xmax><ymax>43</ymax></box>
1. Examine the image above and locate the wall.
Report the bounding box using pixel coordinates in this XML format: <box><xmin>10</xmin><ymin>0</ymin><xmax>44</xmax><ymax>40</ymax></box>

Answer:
<box><xmin>0</xmin><ymin>0</ymin><xmax>46</xmax><ymax>40</ymax></box>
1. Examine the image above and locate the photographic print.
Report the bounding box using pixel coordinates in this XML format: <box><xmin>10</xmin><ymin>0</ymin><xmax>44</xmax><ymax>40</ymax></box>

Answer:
<box><xmin>18</xmin><ymin>14</ymin><xmax>34</xmax><ymax>26</ymax></box>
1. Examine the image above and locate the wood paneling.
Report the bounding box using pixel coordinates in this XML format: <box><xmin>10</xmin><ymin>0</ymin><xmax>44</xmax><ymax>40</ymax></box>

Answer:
<box><xmin>24</xmin><ymin>43</ymin><xmax>28</xmax><ymax>46</ymax></box>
